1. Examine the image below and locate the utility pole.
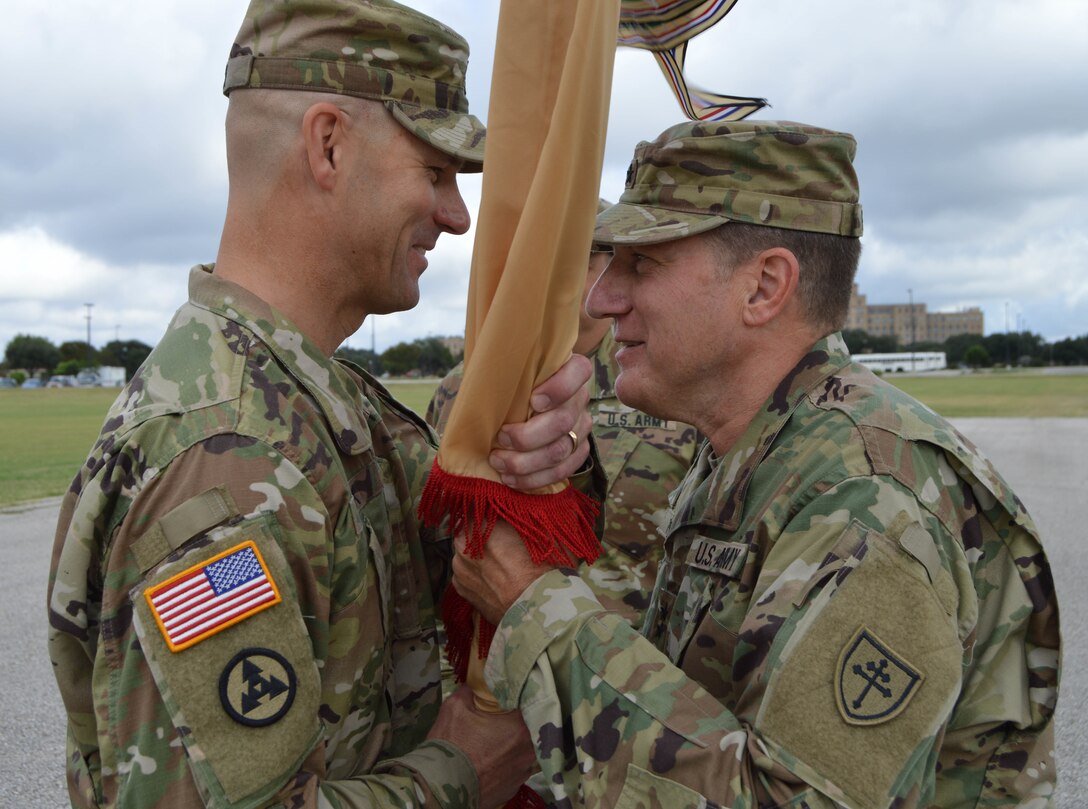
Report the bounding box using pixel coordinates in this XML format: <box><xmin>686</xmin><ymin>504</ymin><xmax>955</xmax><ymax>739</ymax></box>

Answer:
<box><xmin>907</xmin><ymin>288</ymin><xmax>915</xmax><ymax>371</ymax></box>
<box><xmin>1004</xmin><ymin>301</ymin><xmax>1010</xmax><ymax>367</ymax></box>
<box><xmin>370</xmin><ymin>317</ymin><xmax>377</xmax><ymax>372</ymax></box>
<box><xmin>1015</xmin><ymin>312</ymin><xmax>1022</xmax><ymax>366</ymax></box>
<box><xmin>84</xmin><ymin>303</ymin><xmax>94</xmax><ymax>366</ymax></box>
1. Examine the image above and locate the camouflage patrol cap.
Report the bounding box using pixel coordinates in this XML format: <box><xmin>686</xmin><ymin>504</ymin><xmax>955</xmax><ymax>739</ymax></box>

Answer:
<box><xmin>595</xmin><ymin>120</ymin><xmax>863</xmax><ymax>244</ymax></box>
<box><xmin>223</xmin><ymin>0</ymin><xmax>485</xmax><ymax>172</ymax></box>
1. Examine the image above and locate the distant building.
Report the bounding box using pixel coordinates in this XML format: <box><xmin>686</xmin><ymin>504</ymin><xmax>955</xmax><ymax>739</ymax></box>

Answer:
<box><xmin>439</xmin><ymin>335</ymin><xmax>465</xmax><ymax>359</ymax></box>
<box><xmin>925</xmin><ymin>308</ymin><xmax>985</xmax><ymax>342</ymax></box>
<box><xmin>853</xmin><ymin>352</ymin><xmax>947</xmax><ymax>373</ymax></box>
<box><xmin>846</xmin><ymin>284</ymin><xmax>983</xmax><ymax>346</ymax></box>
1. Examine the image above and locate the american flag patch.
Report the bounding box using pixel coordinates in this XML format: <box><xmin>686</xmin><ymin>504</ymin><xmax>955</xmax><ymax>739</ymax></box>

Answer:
<box><xmin>145</xmin><ymin>540</ymin><xmax>282</xmax><ymax>652</ymax></box>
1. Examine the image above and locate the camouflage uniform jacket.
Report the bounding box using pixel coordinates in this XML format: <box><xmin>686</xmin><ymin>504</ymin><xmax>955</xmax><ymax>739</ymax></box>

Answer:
<box><xmin>47</xmin><ymin>266</ymin><xmax>475</xmax><ymax>809</ymax></box>
<box><xmin>483</xmin><ymin>333</ymin><xmax>1060</xmax><ymax>809</ymax></box>
<box><xmin>425</xmin><ymin>333</ymin><xmax>699</xmax><ymax>627</ymax></box>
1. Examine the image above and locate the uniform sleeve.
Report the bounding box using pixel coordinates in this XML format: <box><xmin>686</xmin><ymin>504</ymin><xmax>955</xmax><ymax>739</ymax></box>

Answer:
<box><xmin>53</xmin><ymin>435</ymin><xmax>476</xmax><ymax>809</ymax></box>
<box><xmin>484</xmin><ymin>478</ymin><xmax>971</xmax><ymax>809</ymax></box>
<box><xmin>424</xmin><ymin>365</ymin><xmax>464</xmax><ymax>435</ymax></box>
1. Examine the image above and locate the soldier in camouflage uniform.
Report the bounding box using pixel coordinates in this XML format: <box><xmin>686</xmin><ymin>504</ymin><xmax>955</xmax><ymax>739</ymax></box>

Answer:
<box><xmin>427</xmin><ymin>200</ymin><xmax>700</xmax><ymax>627</ymax></box>
<box><xmin>451</xmin><ymin>120</ymin><xmax>1062</xmax><ymax>808</ymax></box>
<box><xmin>45</xmin><ymin>2</ymin><xmax>596</xmax><ymax>807</ymax></box>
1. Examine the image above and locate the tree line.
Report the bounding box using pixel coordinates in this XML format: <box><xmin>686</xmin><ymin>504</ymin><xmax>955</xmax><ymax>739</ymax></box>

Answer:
<box><xmin>2</xmin><ymin>335</ymin><xmax>153</xmax><ymax>381</ymax></box>
<box><xmin>335</xmin><ymin>337</ymin><xmax>460</xmax><ymax>377</ymax></box>
<box><xmin>9</xmin><ymin>329</ymin><xmax>1085</xmax><ymax>382</ymax></box>
<box><xmin>842</xmin><ymin>329</ymin><xmax>1088</xmax><ymax>368</ymax></box>
<box><xmin>3</xmin><ymin>334</ymin><xmax>462</xmax><ymax>381</ymax></box>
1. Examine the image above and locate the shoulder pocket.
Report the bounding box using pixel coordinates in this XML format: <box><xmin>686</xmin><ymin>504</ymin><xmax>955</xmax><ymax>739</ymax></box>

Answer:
<box><xmin>757</xmin><ymin>522</ymin><xmax>961</xmax><ymax>809</ymax></box>
<box><xmin>790</xmin><ymin>519</ymin><xmax>869</xmax><ymax>610</ymax></box>
<box><xmin>132</xmin><ymin>512</ymin><xmax>322</xmax><ymax>809</ymax></box>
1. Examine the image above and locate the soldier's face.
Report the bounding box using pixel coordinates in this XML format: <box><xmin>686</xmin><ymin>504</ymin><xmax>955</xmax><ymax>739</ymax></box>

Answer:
<box><xmin>576</xmin><ymin>249</ymin><xmax>614</xmax><ymax>353</ymax></box>
<box><xmin>340</xmin><ymin>116</ymin><xmax>470</xmax><ymax>316</ymax></box>
<box><xmin>586</xmin><ymin>231</ymin><xmax>742</xmax><ymax>424</ymax></box>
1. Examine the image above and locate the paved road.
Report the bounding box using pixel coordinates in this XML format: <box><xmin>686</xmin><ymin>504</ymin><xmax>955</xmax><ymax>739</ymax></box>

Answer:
<box><xmin>3</xmin><ymin>418</ymin><xmax>1084</xmax><ymax>806</ymax></box>
<box><xmin>1</xmin><ymin>498</ymin><xmax>71</xmax><ymax>807</ymax></box>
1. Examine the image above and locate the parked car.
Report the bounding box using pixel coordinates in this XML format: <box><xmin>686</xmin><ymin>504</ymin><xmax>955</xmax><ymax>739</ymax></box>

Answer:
<box><xmin>0</xmin><ymin>377</ymin><xmax>17</xmax><ymax>388</ymax></box>
<box><xmin>75</xmin><ymin>370</ymin><xmax>101</xmax><ymax>387</ymax></box>
<box><xmin>21</xmin><ymin>378</ymin><xmax>44</xmax><ymax>388</ymax></box>
<box><xmin>47</xmin><ymin>375</ymin><xmax>78</xmax><ymax>388</ymax></box>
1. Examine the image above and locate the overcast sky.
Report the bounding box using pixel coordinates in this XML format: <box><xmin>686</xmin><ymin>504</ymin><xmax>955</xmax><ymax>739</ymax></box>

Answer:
<box><xmin>3</xmin><ymin>0</ymin><xmax>1086</xmax><ymax>356</ymax></box>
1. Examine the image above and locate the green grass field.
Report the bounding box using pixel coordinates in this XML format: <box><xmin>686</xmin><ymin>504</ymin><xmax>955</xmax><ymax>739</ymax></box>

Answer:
<box><xmin>888</xmin><ymin>371</ymin><xmax>1088</xmax><ymax>417</ymax></box>
<box><xmin>383</xmin><ymin>380</ymin><xmax>442</xmax><ymax>415</ymax></box>
<box><xmin>0</xmin><ymin>388</ymin><xmax>122</xmax><ymax>508</ymax></box>
<box><xmin>3</xmin><ymin>371</ymin><xmax>1086</xmax><ymax>508</ymax></box>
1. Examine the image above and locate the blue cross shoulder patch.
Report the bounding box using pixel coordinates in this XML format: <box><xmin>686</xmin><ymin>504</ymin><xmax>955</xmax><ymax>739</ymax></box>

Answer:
<box><xmin>836</xmin><ymin>626</ymin><xmax>924</xmax><ymax>726</ymax></box>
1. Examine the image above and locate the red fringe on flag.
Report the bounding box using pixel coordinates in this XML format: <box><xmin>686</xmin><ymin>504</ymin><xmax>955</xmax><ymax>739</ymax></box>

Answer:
<box><xmin>439</xmin><ymin>590</ymin><xmax>547</xmax><ymax>809</ymax></box>
<box><xmin>422</xmin><ymin>458</ymin><xmax>601</xmax><ymax>673</ymax></box>
<box><xmin>440</xmin><ymin>587</ymin><xmax>482</xmax><ymax>684</ymax></box>
<box><xmin>420</xmin><ymin>459</ymin><xmax>599</xmax><ymax>809</ymax></box>
<box><xmin>419</xmin><ymin>459</ymin><xmax>601</xmax><ymax>568</ymax></box>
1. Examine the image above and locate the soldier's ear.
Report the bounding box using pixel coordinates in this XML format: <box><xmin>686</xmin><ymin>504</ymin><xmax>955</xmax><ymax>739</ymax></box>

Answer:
<box><xmin>741</xmin><ymin>248</ymin><xmax>799</xmax><ymax>328</ymax></box>
<box><xmin>302</xmin><ymin>102</ymin><xmax>348</xmax><ymax>191</ymax></box>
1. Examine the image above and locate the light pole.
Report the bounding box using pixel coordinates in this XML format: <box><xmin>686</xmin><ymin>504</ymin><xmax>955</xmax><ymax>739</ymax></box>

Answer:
<box><xmin>907</xmin><ymin>288</ymin><xmax>915</xmax><ymax>371</ymax></box>
<box><xmin>1015</xmin><ymin>312</ymin><xmax>1023</xmax><ymax>366</ymax></box>
<box><xmin>1005</xmin><ymin>301</ymin><xmax>1010</xmax><ymax>367</ymax></box>
<box><xmin>84</xmin><ymin>303</ymin><xmax>94</xmax><ymax>367</ymax></box>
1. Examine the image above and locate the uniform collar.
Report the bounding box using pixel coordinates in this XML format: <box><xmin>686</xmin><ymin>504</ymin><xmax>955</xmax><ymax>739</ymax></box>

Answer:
<box><xmin>669</xmin><ymin>333</ymin><xmax>853</xmax><ymax>532</ymax></box>
<box><xmin>188</xmin><ymin>265</ymin><xmax>374</xmax><ymax>455</ymax></box>
<box><xmin>587</xmin><ymin>330</ymin><xmax>619</xmax><ymax>401</ymax></box>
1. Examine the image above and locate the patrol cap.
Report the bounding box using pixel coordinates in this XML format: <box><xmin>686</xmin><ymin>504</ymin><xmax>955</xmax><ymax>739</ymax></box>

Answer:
<box><xmin>591</xmin><ymin>199</ymin><xmax>614</xmax><ymax>253</ymax></box>
<box><xmin>223</xmin><ymin>0</ymin><xmax>486</xmax><ymax>172</ymax></box>
<box><xmin>595</xmin><ymin>120</ymin><xmax>863</xmax><ymax>245</ymax></box>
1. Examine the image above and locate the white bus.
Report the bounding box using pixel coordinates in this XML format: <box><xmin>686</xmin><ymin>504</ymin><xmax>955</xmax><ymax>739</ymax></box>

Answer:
<box><xmin>853</xmin><ymin>352</ymin><xmax>946</xmax><ymax>373</ymax></box>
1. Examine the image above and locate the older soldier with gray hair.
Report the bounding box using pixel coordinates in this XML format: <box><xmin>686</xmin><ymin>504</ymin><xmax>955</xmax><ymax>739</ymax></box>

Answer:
<box><xmin>452</xmin><ymin>120</ymin><xmax>1061</xmax><ymax>808</ymax></box>
<box><xmin>46</xmin><ymin>1</ymin><xmax>596</xmax><ymax>807</ymax></box>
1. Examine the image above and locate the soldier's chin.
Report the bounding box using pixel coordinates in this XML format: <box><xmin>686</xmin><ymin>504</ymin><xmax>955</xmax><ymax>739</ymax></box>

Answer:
<box><xmin>615</xmin><ymin>374</ymin><xmax>677</xmax><ymax>422</ymax></box>
<box><xmin>614</xmin><ymin>374</ymin><xmax>650</xmax><ymax>413</ymax></box>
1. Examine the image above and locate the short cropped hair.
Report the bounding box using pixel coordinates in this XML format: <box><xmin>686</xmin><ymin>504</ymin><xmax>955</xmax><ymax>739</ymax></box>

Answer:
<box><xmin>708</xmin><ymin>223</ymin><xmax>862</xmax><ymax>335</ymax></box>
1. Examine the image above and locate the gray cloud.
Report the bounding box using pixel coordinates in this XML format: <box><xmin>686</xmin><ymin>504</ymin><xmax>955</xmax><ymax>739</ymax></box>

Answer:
<box><xmin>2</xmin><ymin>0</ymin><xmax>1086</xmax><ymax>355</ymax></box>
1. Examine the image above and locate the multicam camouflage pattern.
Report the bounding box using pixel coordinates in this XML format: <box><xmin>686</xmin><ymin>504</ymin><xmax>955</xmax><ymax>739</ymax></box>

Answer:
<box><xmin>224</xmin><ymin>0</ymin><xmax>486</xmax><ymax>170</ymax></box>
<box><xmin>425</xmin><ymin>333</ymin><xmax>700</xmax><ymax>628</ymax></box>
<box><xmin>47</xmin><ymin>266</ymin><xmax>474</xmax><ymax>808</ymax></box>
<box><xmin>484</xmin><ymin>333</ymin><xmax>1060</xmax><ymax>808</ymax></box>
<box><xmin>594</xmin><ymin>120</ymin><xmax>864</xmax><ymax>245</ymax></box>
<box><xmin>581</xmin><ymin>331</ymin><xmax>700</xmax><ymax>624</ymax></box>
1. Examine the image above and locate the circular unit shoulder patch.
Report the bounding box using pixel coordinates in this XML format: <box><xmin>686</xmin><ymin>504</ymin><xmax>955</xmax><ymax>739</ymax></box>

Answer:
<box><xmin>220</xmin><ymin>647</ymin><xmax>297</xmax><ymax>727</ymax></box>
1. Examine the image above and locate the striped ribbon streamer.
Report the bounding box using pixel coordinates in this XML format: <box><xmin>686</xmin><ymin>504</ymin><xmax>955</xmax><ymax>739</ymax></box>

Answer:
<box><xmin>653</xmin><ymin>43</ymin><xmax>766</xmax><ymax>121</ymax></box>
<box><xmin>618</xmin><ymin>0</ymin><xmax>767</xmax><ymax>121</ymax></box>
<box><xmin>618</xmin><ymin>0</ymin><xmax>740</xmax><ymax>46</ymax></box>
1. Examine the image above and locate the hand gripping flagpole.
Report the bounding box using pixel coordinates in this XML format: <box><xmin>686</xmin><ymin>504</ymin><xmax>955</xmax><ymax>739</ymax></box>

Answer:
<box><xmin>417</xmin><ymin>0</ymin><xmax>620</xmax><ymax>804</ymax></box>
